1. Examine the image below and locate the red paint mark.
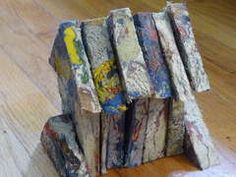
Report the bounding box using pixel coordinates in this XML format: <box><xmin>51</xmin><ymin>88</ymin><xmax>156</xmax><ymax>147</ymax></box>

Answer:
<box><xmin>44</xmin><ymin>123</ymin><xmax>58</xmax><ymax>139</ymax></box>
<box><xmin>132</xmin><ymin>120</ymin><xmax>142</xmax><ymax>141</ymax></box>
<box><xmin>149</xmin><ymin>29</ymin><xmax>158</xmax><ymax>40</ymax></box>
<box><xmin>149</xmin><ymin>59</ymin><xmax>160</xmax><ymax>71</ymax></box>
<box><xmin>178</xmin><ymin>26</ymin><xmax>187</xmax><ymax>37</ymax></box>
<box><xmin>125</xmin><ymin>27</ymin><xmax>129</xmax><ymax>34</ymax></box>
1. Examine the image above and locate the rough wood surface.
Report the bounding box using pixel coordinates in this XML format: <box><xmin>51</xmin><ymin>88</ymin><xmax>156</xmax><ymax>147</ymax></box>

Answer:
<box><xmin>143</xmin><ymin>99</ymin><xmax>169</xmax><ymax>163</ymax></box>
<box><xmin>41</xmin><ymin>115</ymin><xmax>89</xmax><ymax>177</ymax></box>
<box><xmin>166</xmin><ymin>98</ymin><xmax>185</xmax><ymax>156</ymax></box>
<box><xmin>167</xmin><ymin>3</ymin><xmax>210</xmax><ymax>92</ymax></box>
<box><xmin>152</xmin><ymin>12</ymin><xmax>193</xmax><ymax>102</ymax></box>
<box><xmin>108</xmin><ymin>8</ymin><xmax>152</xmax><ymax>101</ymax></box>
<box><xmin>1</xmin><ymin>0</ymin><xmax>236</xmax><ymax>176</ymax></box>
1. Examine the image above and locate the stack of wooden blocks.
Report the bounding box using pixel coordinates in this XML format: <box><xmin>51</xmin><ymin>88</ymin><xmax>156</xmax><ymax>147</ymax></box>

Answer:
<box><xmin>41</xmin><ymin>2</ymin><xmax>219</xmax><ymax>177</ymax></box>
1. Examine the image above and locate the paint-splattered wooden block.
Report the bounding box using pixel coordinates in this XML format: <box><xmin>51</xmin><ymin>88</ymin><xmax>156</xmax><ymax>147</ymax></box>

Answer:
<box><xmin>106</xmin><ymin>114</ymin><xmax>126</xmax><ymax>169</ymax></box>
<box><xmin>166</xmin><ymin>98</ymin><xmax>185</xmax><ymax>156</ymax></box>
<box><xmin>58</xmin><ymin>84</ymin><xmax>100</xmax><ymax>177</ymax></box>
<box><xmin>134</xmin><ymin>13</ymin><xmax>172</xmax><ymax>99</ymax></box>
<box><xmin>100</xmin><ymin>113</ymin><xmax>127</xmax><ymax>172</ymax></box>
<box><xmin>41</xmin><ymin>114</ymin><xmax>90</xmax><ymax>177</ymax></box>
<box><xmin>49</xmin><ymin>20</ymin><xmax>101</xmax><ymax>114</ymax></box>
<box><xmin>167</xmin><ymin>3</ymin><xmax>210</xmax><ymax>92</ymax></box>
<box><xmin>183</xmin><ymin>98</ymin><xmax>219</xmax><ymax>169</ymax></box>
<box><xmin>82</xmin><ymin>17</ymin><xmax>127</xmax><ymax>114</ymax></box>
<box><xmin>108</xmin><ymin>8</ymin><xmax>152</xmax><ymax>101</ymax></box>
<box><xmin>152</xmin><ymin>12</ymin><xmax>193</xmax><ymax>102</ymax></box>
<box><xmin>82</xmin><ymin>17</ymin><xmax>128</xmax><ymax>173</ymax></box>
<box><xmin>100</xmin><ymin>112</ymin><xmax>126</xmax><ymax>171</ymax></box>
<box><xmin>124</xmin><ymin>99</ymin><xmax>149</xmax><ymax>167</ymax></box>
<box><xmin>100</xmin><ymin>113</ymin><xmax>110</xmax><ymax>174</ymax></box>
<box><xmin>49</xmin><ymin>21</ymin><xmax>100</xmax><ymax>177</ymax></box>
<box><xmin>143</xmin><ymin>98</ymin><xmax>169</xmax><ymax>163</ymax></box>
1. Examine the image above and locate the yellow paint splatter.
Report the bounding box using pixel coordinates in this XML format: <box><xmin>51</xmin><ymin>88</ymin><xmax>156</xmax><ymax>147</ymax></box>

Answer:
<box><xmin>64</xmin><ymin>27</ymin><xmax>82</xmax><ymax>65</ymax></box>
<box><xmin>118</xmin><ymin>105</ymin><xmax>127</xmax><ymax>111</ymax></box>
<box><xmin>93</xmin><ymin>59</ymin><xmax>114</xmax><ymax>79</ymax></box>
<box><xmin>55</xmin><ymin>57</ymin><xmax>71</xmax><ymax>79</ymax></box>
<box><xmin>93</xmin><ymin>59</ymin><xmax>120</xmax><ymax>103</ymax></box>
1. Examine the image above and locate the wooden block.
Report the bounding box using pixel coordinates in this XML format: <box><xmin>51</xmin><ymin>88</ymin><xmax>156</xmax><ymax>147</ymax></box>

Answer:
<box><xmin>124</xmin><ymin>99</ymin><xmax>149</xmax><ymax>167</ymax></box>
<box><xmin>108</xmin><ymin>8</ymin><xmax>152</xmax><ymax>101</ymax></box>
<box><xmin>152</xmin><ymin>12</ymin><xmax>193</xmax><ymax>102</ymax></box>
<box><xmin>82</xmin><ymin>17</ymin><xmax>128</xmax><ymax>173</ymax></box>
<box><xmin>143</xmin><ymin>98</ymin><xmax>169</xmax><ymax>163</ymax></box>
<box><xmin>100</xmin><ymin>113</ymin><xmax>109</xmax><ymax>174</ymax></box>
<box><xmin>183</xmin><ymin>99</ymin><xmax>219</xmax><ymax>169</ymax></box>
<box><xmin>101</xmin><ymin>114</ymin><xmax>127</xmax><ymax>173</ymax></box>
<box><xmin>57</xmin><ymin>80</ymin><xmax>100</xmax><ymax>177</ymax></box>
<box><xmin>40</xmin><ymin>115</ymin><xmax>90</xmax><ymax>177</ymax></box>
<box><xmin>133</xmin><ymin>13</ymin><xmax>172</xmax><ymax>99</ymax></box>
<box><xmin>49</xmin><ymin>21</ymin><xmax>100</xmax><ymax>177</ymax></box>
<box><xmin>167</xmin><ymin>3</ymin><xmax>210</xmax><ymax>92</ymax></box>
<box><xmin>166</xmin><ymin>98</ymin><xmax>185</xmax><ymax>156</ymax></box>
<box><xmin>49</xmin><ymin>20</ymin><xmax>101</xmax><ymax>114</ymax></box>
<box><xmin>82</xmin><ymin>17</ymin><xmax>127</xmax><ymax>114</ymax></box>
<box><xmin>106</xmin><ymin>114</ymin><xmax>126</xmax><ymax>168</ymax></box>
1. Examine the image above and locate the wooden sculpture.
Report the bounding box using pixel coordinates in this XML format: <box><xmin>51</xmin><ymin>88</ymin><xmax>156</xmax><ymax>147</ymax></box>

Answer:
<box><xmin>41</xmin><ymin>2</ymin><xmax>219</xmax><ymax>177</ymax></box>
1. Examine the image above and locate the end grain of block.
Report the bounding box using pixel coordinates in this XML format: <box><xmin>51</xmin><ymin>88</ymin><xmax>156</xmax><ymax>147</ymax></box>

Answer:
<box><xmin>41</xmin><ymin>115</ymin><xmax>90</xmax><ymax>177</ymax></box>
<box><xmin>167</xmin><ymin>3</ymin><xmax>210</xmax><ymax>92</ymax></box>
<box><xmin>152</xmin><ymin>12</ymin><xmax>193</xmax><ymax>102</ymax></box>
<box><xmin>108</xmin><ymin>8</ymin><xmax>152</xmax><ymax>101</ymax></box>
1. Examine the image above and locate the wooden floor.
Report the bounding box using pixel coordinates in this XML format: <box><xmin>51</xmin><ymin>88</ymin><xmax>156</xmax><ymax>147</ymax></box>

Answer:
<box><xmin>0</xmin><ymin>0</ymin><xmax>236</xmax><ymax>176</ymax></box>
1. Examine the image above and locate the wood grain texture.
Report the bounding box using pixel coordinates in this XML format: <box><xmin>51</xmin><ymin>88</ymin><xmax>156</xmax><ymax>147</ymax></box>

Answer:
<box><xmin>0</xmin><ymin>0</ymin><xmax>236</xmax><ymax>176</ymax></box>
